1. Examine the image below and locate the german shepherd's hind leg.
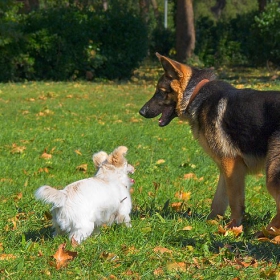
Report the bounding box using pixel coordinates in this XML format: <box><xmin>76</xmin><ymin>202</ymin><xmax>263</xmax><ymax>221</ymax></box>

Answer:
<box><xmin>220</xmin><ymin>157</ymin><xmax>247</xmax><ymax>227</ymax></box>
<box><xmin>208</xmin><ymin>172</ymin><xmax>228</xmax><ymax>219</ymax></box>
<box><xmin>266</xmin><ymin>134</ymin><xmax>280</xmax><ymax>230</ymax></box>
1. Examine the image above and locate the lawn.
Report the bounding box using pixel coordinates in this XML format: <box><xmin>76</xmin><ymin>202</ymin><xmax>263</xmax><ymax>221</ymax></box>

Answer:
<box><xmin>1</xmin><ymin>67</ymin><xmax>280</xmax><ymax>279</ymax></box>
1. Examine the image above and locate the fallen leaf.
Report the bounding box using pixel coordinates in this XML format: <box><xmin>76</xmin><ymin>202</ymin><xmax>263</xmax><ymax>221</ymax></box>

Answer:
<box><xmin>167</xmin><ymin>262</ymin><xmax>186</xmax><ymax>272</ymax></box>
<box><xmin>153</xmin><ymin>182</ymin><xmax>160</xmax><ymax>191</ymax></box>
<box><xmin>183</xmin><ymin>173</ymin><xmax>197</xmax><ymax>180</ymax></box>
<box><xmin>217</xmin><ymin>224</ymin><xmax>243</xmax><ymax>237</ymax></box>
<box><xmin>153</xmin><ymin>246</ymin><xmax>173</xmax><ymax>255</ymax></box>
<box><xmin>235</xmin><ymin>257</ymin><xmax>258</xmax><ymax>268</ymax></box>
<box><xmin>51</xmin><ymin>243</ymin><xmax>77</xmax><ymax>270</ymax></box>
<box><xmin>100</xmin><ymin>251</ymin><xmax>118</xmax><ymax>262</ymax></box>
<box><xmin>41</xmin><ymin>152</ymin><xmax>52</xmax><ymax>160</ymax></box>
<box><xmin>156</xmin><ymin>159</ymin><xmax>165</xmax><ymax>165</ymax></box>
<box><xmin>153</xmin><ymin>267</ymin><xmax>164</xmax><ymax>276</ymax></box>
<box><xmin>76</xmin><ymin>164</ymin><xmax>87</xmax><ymax>172</ymax></box>
<box><xmin>171</xmin><ymin>202</ymin><xmax>182</xmax><ymax>211</ymax></box>
<box><xmin>75</xmin><ymin>150</ymin><xmax>82</xmax><ymax>155</ymax></box>
<box><xmin>11</xmin><ymin>143</ymin><xmax>26</xmax><ymax>154</ymax></box>
<box><xmin>182</xmin><ymin>226</ymin><xmax>192</xmax><ymax>231</ymax></box>
<box><xmin>175</xmin><ymin>191</ymin><xmax>191</xmax><ymax>201</ymax></box>
<box><xmin>0</xmin><ymin>254</ymin><xmax>17</xmax><ymax>260</ymax></box>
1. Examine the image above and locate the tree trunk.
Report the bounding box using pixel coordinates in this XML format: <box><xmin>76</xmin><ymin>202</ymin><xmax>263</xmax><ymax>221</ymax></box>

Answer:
<box><xmin>211</xmin><ymin>0</ymin><xmax>226</xmax><ymax>19</ymax></box>
<box><xmin>139</xmin><ymin>0</ymin><xmax>150</xmax><ymax>23</ymax></box>
<box><xmin>258</xmin><ymin>0</ymin><xmax>267</xmax><ymax>12</ymax></box>
<box><xmin>175</xmin><ymin>0</ymin><xmax>195</xmax><ymax>62</ymax></box>
<box><xmin>17</xmin><ymin>0</ymin><xmax>39</xmax><ymax>13</ymax></box>
<box><xmin>151</xmin><ymin>0</ymin><xmax>159</xmax><ymax>20</ymax></box>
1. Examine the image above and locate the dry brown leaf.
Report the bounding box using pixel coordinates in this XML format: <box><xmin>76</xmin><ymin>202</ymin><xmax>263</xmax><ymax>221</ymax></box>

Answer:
<box><xmin>230</xmin><ymin>225</ymin><xmax>243</xmax><ymax>237</ymax></box>
<box><xmin>217</xmin><ymin>224</ymin><xmax>243</xmax><ymax>237</ymax></box>
<box><xmin>11</xmin><ymin>143</ymin><xmax>26</xmax><ymax>154</ymax></box>
<box><xmin>183</xmin><ymin>173</ymin><xmax>197</xmax><ymax>180</ymax></box>
<box><xmin>0</xmin><ymin>254</ymin><xmax>17</xmax><ymax>260</ymax></box>
<box><xmin>217</xmin><ymin>225</ymin><xmax>227</xmax><ymax>236</ymax></box>
<box><xmin>76</xmin><ymin>164</ymin><xmax>87</xmax><ymax>172</ymax></box>
<box><xmin>235</xmin><ymin>257</ymin><xmax>258</xmax><ymax>268</ymax></box>
<box><xmin>167</xmin><ymin>262</ymin><xmax>186</xmax><ymax>272</ymax></box>
<box><xmin>100</xmin><ymin>251</ymin><xmax>118</xmax><ymax>262</ymax></box>
<box><xmin>153</xmin><ymin>267</ymin><xmax>164</xmax><ymax>276</ymax></box>
<box><xmin>51</xmin><ymin>243</ymin><xmax>77</xmax><ymax>270</ymax></box>
<box><xmin>171</xmin><ymin>202</ymin><xmax>182</xmax><ymax>212</ymax></box>
<box><xmin>14</xmin><ymin>192</ymin><xmax>23</xmax><ymax>201</ymax></box>
<box><xmin>153</xmin><ymin>182</ymin><xmax>160</xmax><ymax>191</ymax></box>
<box><xmin>41</xmin><ymin>152</ymin><xmax>52</xmax><ymax>160</ymax></box>
<box><xmin>153</xmin><ymin>246</ymin><xmax>173</xmax><ymax>255</ymax></box>
<box><xmin>175</xmin><ymin>191</ymin><xmax>191</xmax><ymax>201</ymax></box>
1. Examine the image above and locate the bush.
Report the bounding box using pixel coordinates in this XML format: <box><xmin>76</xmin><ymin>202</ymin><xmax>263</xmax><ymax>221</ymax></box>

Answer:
<box><xmin>95</xmin><ymin>9</ymin><xmax>148</xmax><ymax>80</ymax></box>
<box><xmin>250</xmin><ymin>2</ymin><xmax>280</xmax><ymax>65</ymax></box>
<box><xmin>0</xmin><ymin>6</ymin><xmax>148</xmax><ymax>81</ymax></box>
<box><xmin>195</xmin><ymin>15</ymin><xmax>254</xmax><ymax>67</ymax></box>
<box><xmin>149</xmin><ymin>26</ymin><xmax>175</xmax><ymax>57</ymax></box>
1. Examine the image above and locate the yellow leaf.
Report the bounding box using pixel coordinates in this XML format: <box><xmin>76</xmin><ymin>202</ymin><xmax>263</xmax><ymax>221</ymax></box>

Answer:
<box><xmin>175</xmin><ymin>191</ymin><xmax>191</xmax><ymax>201</ymax></box>
<box><xmin>156</xmin><ymin>159</ymin><xmax>165</xmax><ymax>165</ymax></box>
<box><xmin>76</xmin><ymin>164</ymin><xmax>87</xmax><ymax>172</ymax></box>
<box><xmin>153</xmin><ymin>246</ymin><xmax>172</xmax><ymax>255</ymax></box>
<box><xmin>182</xmin><ymin>226</ymin><xmax>192</xmax><ymax>231</ymax></box>
<box><xmin>167</xmin><ymin>262</ymin><xmax>186</xmax><ymax>272</ymax></box>
<box><xmin>75</xmin><ymin>150</ymin><xmax>82</xmax><ymax>155</ymax></box>
<box><xmin>0</xmin><ymin>254</ymin><xmax>17</xmax><ymax>260</ymax></box>
<box><xmin>183</xmin><ymin>173</ymin><xmax>197</xmax><ymax>180</ymax></box>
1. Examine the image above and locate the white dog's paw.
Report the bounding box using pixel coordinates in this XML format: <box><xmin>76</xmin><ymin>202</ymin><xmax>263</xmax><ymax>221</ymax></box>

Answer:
<box><xmin>125</xmin><ymin>222</ymin><xmax>132</xmax><ymax>228</ymax></box>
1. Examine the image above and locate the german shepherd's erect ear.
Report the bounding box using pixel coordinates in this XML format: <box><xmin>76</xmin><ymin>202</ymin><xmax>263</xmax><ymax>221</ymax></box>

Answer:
<box><xmin>156</xmin><ymin>52</ymin><xmax>190</xmax><ymax>80</ymax></box>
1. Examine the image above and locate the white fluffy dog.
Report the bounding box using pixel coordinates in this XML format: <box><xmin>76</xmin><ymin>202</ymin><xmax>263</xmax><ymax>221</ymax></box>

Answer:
<box><xmin>35</xmin><ymin>146</ymin><xmax>134</xmax><ymax>244</ymax></box>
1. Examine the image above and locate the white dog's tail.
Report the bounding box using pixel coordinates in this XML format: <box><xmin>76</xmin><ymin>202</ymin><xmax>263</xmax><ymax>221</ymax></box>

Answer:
<box><xmin>35</xmin><ymin>185</ymin><xmax>66</xmax><ymax>207</ymax></box>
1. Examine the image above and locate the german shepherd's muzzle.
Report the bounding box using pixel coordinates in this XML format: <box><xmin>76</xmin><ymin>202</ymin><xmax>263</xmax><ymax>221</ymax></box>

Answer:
<box><xmin>140</xmin><ymin>52</ymin><xmax>280</xmax><ymax>231</ymax></box>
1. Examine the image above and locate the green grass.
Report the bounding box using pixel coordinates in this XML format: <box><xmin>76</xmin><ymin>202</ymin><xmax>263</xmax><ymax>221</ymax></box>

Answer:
<box><xmin>1</xmin><ymin>73</ymin><xmax>280</xmax><ymax>279</ymax></box>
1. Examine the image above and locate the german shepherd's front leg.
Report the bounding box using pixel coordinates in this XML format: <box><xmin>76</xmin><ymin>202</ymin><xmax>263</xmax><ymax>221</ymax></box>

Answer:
<box><xmin>209</xmin><ymin>172</ymin><xmax>228</xmax><ymax>218</ymax></box>
<box><xmin>211</xmin><ymin>157</ymin><xmax>247</xmax><ymax>227</ymax></box>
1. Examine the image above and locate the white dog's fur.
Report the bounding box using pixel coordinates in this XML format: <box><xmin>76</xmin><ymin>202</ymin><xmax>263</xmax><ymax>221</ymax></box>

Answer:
<box><xmin>35</xmin><ymin>146</ymin><xmax>134</xmax><ymax>244</ymax></box>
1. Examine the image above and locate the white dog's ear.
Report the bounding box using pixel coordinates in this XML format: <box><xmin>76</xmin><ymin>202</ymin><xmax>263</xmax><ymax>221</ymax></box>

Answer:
<box><xmin>107</xmin><ymin>146</ymin><xmax>128</xmax><ymax>167</ymax></box>
<box><xmin>92</xmin><ymin>151</ymin><xmax>108</xmax><ymax>168</ymax></box>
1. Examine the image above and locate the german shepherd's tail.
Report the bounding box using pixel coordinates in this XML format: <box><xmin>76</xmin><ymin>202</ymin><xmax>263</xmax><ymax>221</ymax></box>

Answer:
<box><xmin>35</xmin><ymin>185</ymin><xmax>66</xmax><ymax>207</ymax></box>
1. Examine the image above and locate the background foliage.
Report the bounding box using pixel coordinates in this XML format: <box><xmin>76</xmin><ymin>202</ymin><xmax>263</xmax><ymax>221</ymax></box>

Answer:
<box><xmin>0</xmin><ymin>0</ymin><xmax>279</xmax><ymax>81</ymax></box>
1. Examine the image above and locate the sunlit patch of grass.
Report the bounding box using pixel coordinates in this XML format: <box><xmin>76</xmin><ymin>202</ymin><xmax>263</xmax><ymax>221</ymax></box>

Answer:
<box><xmin>0</xmin><ymin>74</ymin><xmax>280</xmax><ymax>278</ymax></box>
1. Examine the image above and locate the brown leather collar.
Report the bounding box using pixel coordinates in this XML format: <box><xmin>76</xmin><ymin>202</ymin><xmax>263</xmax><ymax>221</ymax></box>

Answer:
<box><xmin>186</xmin><ymin>79</ymin><xmax>209</xmax><ymax>110</ymax></box>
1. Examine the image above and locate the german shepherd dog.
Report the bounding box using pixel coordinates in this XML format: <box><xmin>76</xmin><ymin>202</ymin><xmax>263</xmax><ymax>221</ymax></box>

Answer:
<box><xmin>139</xmin><ymin>53</ymin><xmax>280</xmax><ymax>230</ymax></box>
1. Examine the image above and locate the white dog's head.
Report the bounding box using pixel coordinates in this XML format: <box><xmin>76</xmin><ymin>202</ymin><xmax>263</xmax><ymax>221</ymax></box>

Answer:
<box><xmin>93</xmin><ymin>146</ymin><xmax>134</xmax><ymax>188</ymax></box>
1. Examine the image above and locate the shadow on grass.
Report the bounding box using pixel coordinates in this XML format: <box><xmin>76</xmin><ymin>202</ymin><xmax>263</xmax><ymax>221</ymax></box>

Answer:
<box><xmin>24</xmin><ymin>226</ymin><xmax>53</xmax><ymax>242</ymax></box>
<box><xmin>133</xmin><ymin>201</ymin><xmax>280</xmax><ymax>262</ymax></box>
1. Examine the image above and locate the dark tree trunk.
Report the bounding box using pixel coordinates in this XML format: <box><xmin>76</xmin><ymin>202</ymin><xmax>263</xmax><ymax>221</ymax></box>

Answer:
<box><xmin>211</xmin><ymin>0</ymin><xmax>226</xmax><ymax>19</ymax></box>
<box><xmin>175</xmin><ymin>0</ymin><xmax>195</xmax><ymax>62</ymax></box>
<box><xmin>17</xmin><ymin>0</ymin><xmax>39</xmax><ymax>13</ymax></box>
<box><xmin>258</xmin><ymin>0</ymin><xmax>267</xmax><ymax>12</ymax></box>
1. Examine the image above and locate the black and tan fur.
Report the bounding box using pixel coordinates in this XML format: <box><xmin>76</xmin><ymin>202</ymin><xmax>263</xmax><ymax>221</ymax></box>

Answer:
<box><xmin>139</xmin><ymin>53</ymin><xmax>280</xmax><ymax>230</ymax></box>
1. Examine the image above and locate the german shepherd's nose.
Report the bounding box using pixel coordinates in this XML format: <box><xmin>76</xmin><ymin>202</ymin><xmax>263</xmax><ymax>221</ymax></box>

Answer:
<box><xmin>139</xmin><ymin>106</ymin><xmax>148</xmax><ymax>117</ymax></box>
